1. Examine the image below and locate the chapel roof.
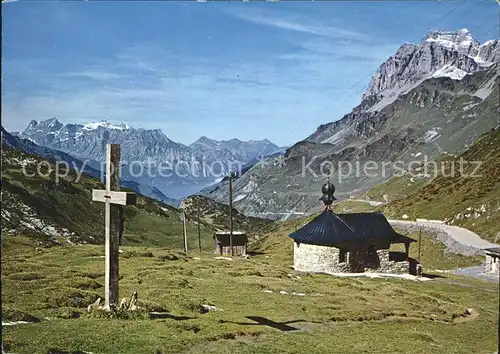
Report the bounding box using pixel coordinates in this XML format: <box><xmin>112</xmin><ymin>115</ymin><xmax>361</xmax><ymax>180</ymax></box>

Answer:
<box><xmin>289</xmin><ymin>210</ymin><xmax>415</xmax><ymax>247</ymax></box>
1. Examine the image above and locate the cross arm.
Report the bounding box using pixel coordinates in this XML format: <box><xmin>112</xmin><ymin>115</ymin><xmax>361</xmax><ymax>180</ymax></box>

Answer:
<box><xmin>92</xmin><ymin>189</ymin><xmax>137</xmax><ymax>206</ymax></box>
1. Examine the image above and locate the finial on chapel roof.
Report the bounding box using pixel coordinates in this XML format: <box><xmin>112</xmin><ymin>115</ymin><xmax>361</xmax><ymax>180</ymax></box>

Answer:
<box><xmin>320</xmin><ymin>177</ymin><xmax>336</xmax><ymax>208</ymax></box>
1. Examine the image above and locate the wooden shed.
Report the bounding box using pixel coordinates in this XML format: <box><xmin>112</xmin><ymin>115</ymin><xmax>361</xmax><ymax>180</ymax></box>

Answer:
<box><xmin>213</xmin><ymin>231</ymin><xmax>247</xmax><ymax>256</ymax></box>
<box><xmin>485</xmin><ymin>247</ymin><xmax>500</xmax><ymax>275</ymax></box>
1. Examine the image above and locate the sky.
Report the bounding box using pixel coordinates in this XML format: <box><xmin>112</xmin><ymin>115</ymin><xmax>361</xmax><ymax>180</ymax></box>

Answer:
<box><xmin>2</xmin><ymin>0</ymin><xmax>499</xmax><ymax>146</ymax></box>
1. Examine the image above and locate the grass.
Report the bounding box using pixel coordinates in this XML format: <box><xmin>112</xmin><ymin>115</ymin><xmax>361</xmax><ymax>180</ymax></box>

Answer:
<box><xmin>2</xmin><ymin>233</ymin><xmax>498</xmax><ymax>354</ymax></box>
<box><xmin>365</xmin><ymin>174</ymin><xmax>429</xmax><ymax>203</ymax></box>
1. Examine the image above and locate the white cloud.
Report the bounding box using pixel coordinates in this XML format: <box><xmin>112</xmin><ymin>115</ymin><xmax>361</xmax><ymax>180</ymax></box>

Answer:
<box><xmin>58</xmin><ymin>70</ymin><xmax>125</xmax><ymax>82</ymax></box>
<box><xmin>227</xmin><ymin>9</ymin><xmax>370</xmax><ymax>41</ymax></box>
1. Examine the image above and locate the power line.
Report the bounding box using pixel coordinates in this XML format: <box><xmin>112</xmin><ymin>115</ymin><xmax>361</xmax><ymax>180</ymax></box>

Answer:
<box><xmin>482</xmin><ymin>26</ymin><xmax>499</xmax><ymax>36</ymax></box>
<box><xmin>467</xmin><ymin>1</ymin><xmax>498</xmax><ymax>34</ymax></box>
<box><xmin>278</xmin><ymin>63</ymin><xmax>377</xmax><ymax>139</ymax></box>
<box><xmin>470</xmin><ymin>13</ymin><xmax>499</xmax><ymax>34</ymax></box>
<box><xmin>451</xmin><ymin>0</ymin><xmax>487</xmax><ymax>23</ymax></box>
<box><xmin>338</xmin><ymin>83</ymin><xmax>371</xmax><ymax>107</ymax></box>
<box><xmin>292</xmin><ymin>69</ymin><xmax>377</xmax><ymax>133</ymax></box>
<box><xmin>433</xmin><ymin>1</ymin><xmax>468</xmax><ymax>28</ymax></box>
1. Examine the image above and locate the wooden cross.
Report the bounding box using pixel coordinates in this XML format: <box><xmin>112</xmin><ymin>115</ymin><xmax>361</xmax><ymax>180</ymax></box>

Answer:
<box><xmin>92</xmin><ymin>144</ymin><xmax>136</xmax><ymax>310</ymax></box>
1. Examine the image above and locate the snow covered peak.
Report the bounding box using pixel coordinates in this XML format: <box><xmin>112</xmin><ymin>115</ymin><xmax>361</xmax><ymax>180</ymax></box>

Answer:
<box><xmin>458</xmin><ymin>28</ymin><xmax>471</xmax><ymax>36</ymax></box>
<box><xmin>423</xmin><ymin>28</ymin><xmax>478</xmax><ymax>50</ymax></box>
<box><xmin>83</xmin><ymin>121</ymin><xmax>130</xmax><ymax>131</ymax></box>
<box><xmin>363</xmin><ymin>28</ymin><xmax>498</xmax><ymax>106</ymax></box>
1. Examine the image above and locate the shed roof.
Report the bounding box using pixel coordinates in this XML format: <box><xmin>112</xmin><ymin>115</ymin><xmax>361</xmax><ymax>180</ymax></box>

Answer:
<box><xmin>485</xmin><ymin>247</ymin><xmax>500</xmax><ymax>256</ymax></box>
<box><xmin>214</xmin><ymin>231</ymin><xmax>246</xmax><ymax>236</ymax></box>
<box><xmin>289</xmin><ymin>210</ymin><xmax>414</xmax><ymax>247</ymax></box>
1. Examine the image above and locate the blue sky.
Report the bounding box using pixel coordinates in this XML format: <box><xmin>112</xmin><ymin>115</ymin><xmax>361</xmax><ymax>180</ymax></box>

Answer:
<box><xmin>2</xmin><ymin>0</ymin><xmax>498</xmax><ymax>146</ymax></box>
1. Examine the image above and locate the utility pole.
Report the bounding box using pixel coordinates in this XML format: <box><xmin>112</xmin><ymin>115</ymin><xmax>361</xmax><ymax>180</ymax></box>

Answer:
<box><xmin>182</xmin><ymin>211</ymin><xmax>188</xmax><ymax>253</ymax></box>
<box><xmin>228</xmin><ymin>172</ymin><xmax>234</xmax><ymax>256</ymax></box>
<box><xmin>197</xmin><ymin>199</ymin><xmax>201</xmax><ymax>252</ymax></box>
<box><xmin>418</xmin><ymin>227</ymin><xmax>422</xmax><ymax>263</ymax></box>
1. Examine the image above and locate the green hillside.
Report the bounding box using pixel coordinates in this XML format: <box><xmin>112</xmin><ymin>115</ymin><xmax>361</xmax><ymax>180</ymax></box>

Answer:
<box><xmin>180</xmin><ymin>195</ymin><xmax>274</xmax><ymax>238</ymax></box>
<box><xmin>357</xmin><ymin>128</ymin><xmax>500</xmax><ymax>242</ymax></box>
<box><xmin>380</xmin><ymin>128</ymin><xmax>500</xmax><ymax>242</ymax></box>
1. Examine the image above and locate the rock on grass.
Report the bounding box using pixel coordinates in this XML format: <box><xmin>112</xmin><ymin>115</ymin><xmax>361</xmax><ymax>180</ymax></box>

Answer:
<box><xmin>2</xmin><ymin>308</ymin><xmax>41</xmax><ymax>323</ymax></box>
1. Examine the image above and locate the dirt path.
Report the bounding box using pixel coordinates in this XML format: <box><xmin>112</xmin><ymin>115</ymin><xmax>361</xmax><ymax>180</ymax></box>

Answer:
<box><xmin>388</xmin><ymin>219</ymin><xmax>498</xmax><ymax>250</ymax></box>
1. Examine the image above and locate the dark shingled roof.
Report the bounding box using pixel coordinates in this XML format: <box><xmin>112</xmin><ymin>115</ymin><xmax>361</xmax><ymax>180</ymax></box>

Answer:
<box><xmin>289</xmin><ymin>210</ymin><xmax>414</xmax><ymax>247</ymax></box>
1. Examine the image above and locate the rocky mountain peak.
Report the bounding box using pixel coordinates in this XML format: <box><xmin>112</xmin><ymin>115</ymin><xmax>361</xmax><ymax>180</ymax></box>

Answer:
<box><xmin>22</xmin><ymin>118</ymin><xmax>64</xmax><ymax>146</ymax></box>
<box><xmin>27</xmin><ymin>120</ymin><xmax>38</xmax><ymax>129</ymax></box>
<box><xmin>18</xmin><ymin>117</ymin><xmax>187</xmax><ymax>164</ymax></box>
<box><xmin>192</xmin><ymin>136</ymin><xmax>218</xmax><ymax>147</ymax></box>
<box><xmin>362</xmin><ymin>29</ymin><xmax>498</xmax><ymax>111</ymax></box>
<box><xmin>226</xmin><ymin>138</ymin><xmax>242</xmax><ymax>143</ymax></box>
<box><xmin>39</xmin><ymin>118</ymin><xmax>63</xmax><ymax>131</ymax></box>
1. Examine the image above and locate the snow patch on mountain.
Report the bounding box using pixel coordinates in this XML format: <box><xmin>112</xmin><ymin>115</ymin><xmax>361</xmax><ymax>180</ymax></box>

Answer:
<box><xmin>233</xmin><ymin>194</ymin><xmax>247</xmax><ymax>202</ymax></box>
<box><xmin>431</xmin><ymin>65</ymin><xmax>469</xmax><ymax>80</ymax></box>
<box><xmin>242</xmin><ymin>179</ymin><xmax>259</xmax><ymax>193</ymax></box>
<box><xmin>321</xmin><ymin>126</ymin><xmax>352</xmax><ymax>144</ymax></box>
<box><xmin>462</xmin><ymin>102</ymin><xmax>480</xmax><ymax>111</ymax></box>
<box><xmin>367</xmin><ymin>79</ymin><xmax>426</xmax><ymax>112</ymax></box>
<box><xmin>424</xmin><ymin>28</ymin><xmax>476</xmax><ymax>50</ymax></box>
<box><xmin>423</xmin><ymin>128</ymin><xmax>441</xmax><ymax>142</ymax></box>
<box><xmin>474</xmin><ymin>75</ymin><xmax>498</xmax><ymax>100</ymax></box>
<box><xmin>83</xmin><ymin>121</ymin><xmax>130</xmax><ymax>131</ymax></box>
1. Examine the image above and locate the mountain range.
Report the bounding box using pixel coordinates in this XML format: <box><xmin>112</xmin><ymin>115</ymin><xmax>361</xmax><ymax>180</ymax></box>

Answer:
<box><xmin>364</xmin><ymin>28</ymin><xmax>498</xmax><ymax>111</ymax></box>
<box><xmin>16</xmin><ymin>120</ymin><xmax>281</xmax><ymax>200</ymax></box>
<box><xmin>201</xmin><ymin>29</ymin><xmax>499</xmax><ymax>219</ymax></box>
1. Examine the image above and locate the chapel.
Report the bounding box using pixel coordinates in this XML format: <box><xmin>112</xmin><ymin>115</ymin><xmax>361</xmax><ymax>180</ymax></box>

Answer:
<box><xmin>289</xmin><ymin>179</ymin><xmax>418</xmax><ymax>275</ymax></box>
